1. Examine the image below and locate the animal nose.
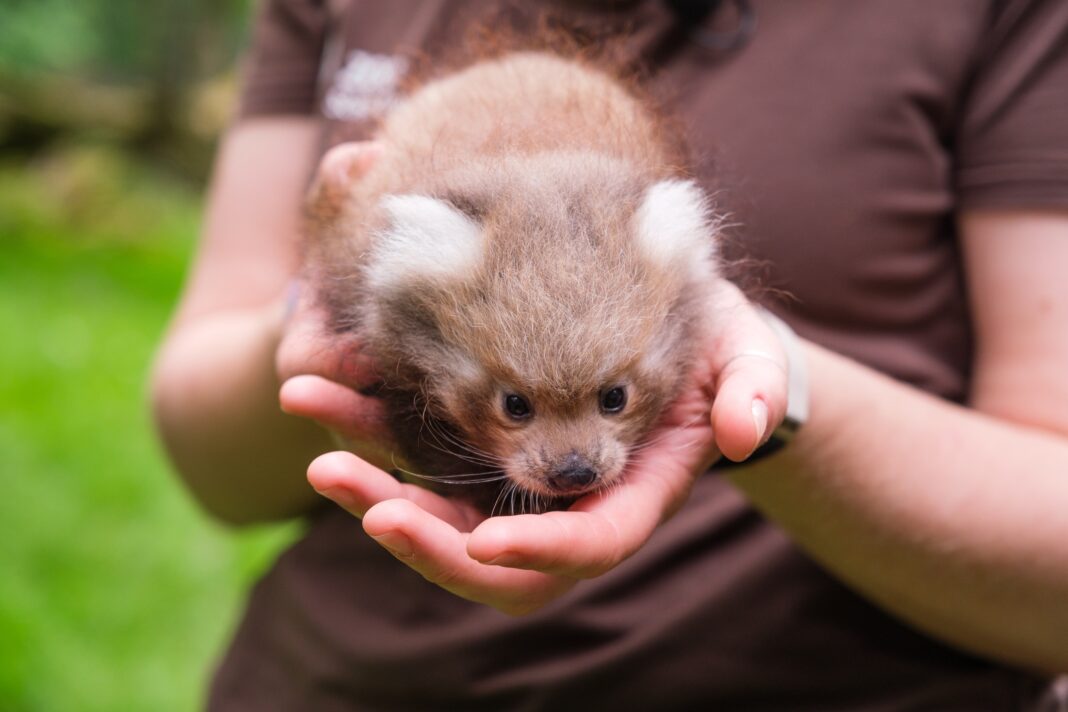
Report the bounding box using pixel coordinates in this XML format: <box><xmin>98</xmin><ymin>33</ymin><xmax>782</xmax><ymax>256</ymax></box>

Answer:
<box><xmin>548</xmin><ymin>452</ymin><xmax>598</xmax><ymax>493</ymax></box>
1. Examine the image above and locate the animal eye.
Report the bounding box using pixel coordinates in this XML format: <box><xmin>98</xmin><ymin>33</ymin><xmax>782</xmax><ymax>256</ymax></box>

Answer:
<box><xmin>600</xmin><ymin>386</ymin><xmax>627</xmax><ymax>414</ymax></box>
<box><xmin>504</xmin><ymin>394</ymin><xmax>532</xmax><ymax>420</ymax></box>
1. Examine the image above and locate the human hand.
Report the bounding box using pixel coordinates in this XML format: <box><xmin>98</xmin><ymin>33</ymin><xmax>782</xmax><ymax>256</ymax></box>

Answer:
<box><xmin>275</xmin><ymin>141</ymin><xmax>399</xmax><ymax>471</ymax></box>
<box><xmin>306</xmin><ymin>280</ymin><xmax>790</xmax><ymax>614</ymax></box>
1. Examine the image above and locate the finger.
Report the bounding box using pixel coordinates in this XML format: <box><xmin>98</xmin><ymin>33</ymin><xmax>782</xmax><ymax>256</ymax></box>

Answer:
<box><xmin>468</xmin><ymin>510</ymin><xmax>628</xmax><ymax>578</ymax></box>
<box><xmin>467</xmin><ymin>454</ymin><xmax>689</xmax><ymax>577</ymax></box>
<box><xmin>308</xmin><ymin>141</ymin><xmax>385</xmax><ymax>218</ymax></box>
<box><xmin>280</xmin><ymin>375</ymin><xmax>391</xmax><ymax>441</ymax></box>
<box><xmin>704</xmin><ymin>284</ymin><xmax>790</xmax><ymax>461</ymax></box>
<box><xmin>319</xmin><ymin>141</ymin><xmax>383</xmax><ymax>186</ymax></box>
<box><xmin>363</xmin><ymin>498</ymin><xmax>573</xmax><ymax>614</ymax></box>
<box><xmin>711</xmin><ymin>353</ymin><xmax>789</xmax><ymax>461</ymax></box>
<box><xmin>308</xmin><ymin>451</ymin><xmax>478</xmax><ymax>531</ymax></box>
<box><xmin>276</xmin><ymin>312</ymin><xmax>379</xmax><ymax>389</ymax></box>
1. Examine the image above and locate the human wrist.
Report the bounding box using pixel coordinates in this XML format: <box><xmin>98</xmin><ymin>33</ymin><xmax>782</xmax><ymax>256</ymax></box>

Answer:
<box><xmin>758</xmin><ymin>308</ymin><xmax>809</xmax><ymax>441</ymax></box>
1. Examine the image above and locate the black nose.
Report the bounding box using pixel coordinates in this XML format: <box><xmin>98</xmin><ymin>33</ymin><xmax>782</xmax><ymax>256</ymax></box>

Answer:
<box><xmin>548</xmin><ymin>452</ymin><xmax>598</xmax><ymax>493</ymax></box>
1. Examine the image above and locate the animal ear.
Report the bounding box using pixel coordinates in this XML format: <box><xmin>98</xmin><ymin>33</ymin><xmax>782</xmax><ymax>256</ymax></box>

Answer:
<box><xmin>307</xmin><ymin>141</ymin><xmax>383</xmax><ymax>218</ymax></box>
<box><xmin>634</xmin><ymin>179</ymin><xmax>719</xmax><ymax>281</ymax></box>
<box><xmin>369</xmin><ymin>194</ymin><xmax>485</xmax><ymax>289</ymax></box>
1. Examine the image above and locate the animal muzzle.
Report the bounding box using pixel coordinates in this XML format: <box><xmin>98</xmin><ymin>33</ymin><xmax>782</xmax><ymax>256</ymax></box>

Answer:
<box><xmin>547</xmin><ymin>451</ymin><xmax>599</xmax><ymax>494</ymax></box>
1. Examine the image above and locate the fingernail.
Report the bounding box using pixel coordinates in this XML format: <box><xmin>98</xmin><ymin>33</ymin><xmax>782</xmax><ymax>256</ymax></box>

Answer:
<box><xmin>372</xmin><ymin>531</ymin><xmax>414</xmax><ymax>558</ymax></box>
<box><xmin>751</xmin><ymin>399</ymin><xmax>769</xmax><ymax>445</ymax></box>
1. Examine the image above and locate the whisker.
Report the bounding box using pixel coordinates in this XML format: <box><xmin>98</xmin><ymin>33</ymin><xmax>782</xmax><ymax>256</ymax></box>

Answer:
<box><xmin>419</xmin><ymin>434</ymin><xmax>501</xmax><ymax>468</ymax></box>
<box><xmin>418</xmin><ymin>413</ymin><xmax>504</xmax><ymax>467</ymax></box>
<box><xmin>491</xmin><ymin>481</ymin><xmax>515</xmax><ymax>518</ymax></box>
<box><xmin>625</xmin><ymin>412</ymin><xmax>709</xmax><ymax>455</ymax></box>
<box><xmin>411</xmin><ymin>438</ymin><xmax>499</xmax><ymax>473</ymax></box>
<box><xmin>430</xmin><ymin>426</ymin><xmax>504</xmax><ymax>464</ymax></box>
<box><xmin>393</xmin><ymin>465</ymin><xmax>508</xmax><ymax>486</ymax></box>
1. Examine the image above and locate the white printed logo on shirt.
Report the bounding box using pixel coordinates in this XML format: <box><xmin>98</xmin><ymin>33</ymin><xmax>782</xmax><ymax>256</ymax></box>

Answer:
<box><xmin>323</xmin><ymin>49</ymin><xmax>409</xmax><ymax>122</ymax></box>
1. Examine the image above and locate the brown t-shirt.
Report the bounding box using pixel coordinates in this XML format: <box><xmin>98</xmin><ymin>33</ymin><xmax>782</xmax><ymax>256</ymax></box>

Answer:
<box><xmin>214</xmin><ymin>1</ymin><xmax>1068</xmax><ymax>709</ymax></box>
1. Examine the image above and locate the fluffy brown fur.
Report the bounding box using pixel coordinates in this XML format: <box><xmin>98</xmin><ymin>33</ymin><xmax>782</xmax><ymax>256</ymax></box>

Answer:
<box><xmin>305</xmin><ymin>52</ymin><xmax>720</xmax><ymax>514</ymax></box>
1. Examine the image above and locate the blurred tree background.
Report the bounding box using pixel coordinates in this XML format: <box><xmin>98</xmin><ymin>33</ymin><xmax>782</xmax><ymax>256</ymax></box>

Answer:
<box><xmin>0</xmin><ymin>1</ymin><xmax>301</xmax><ymax>710</ymax></box>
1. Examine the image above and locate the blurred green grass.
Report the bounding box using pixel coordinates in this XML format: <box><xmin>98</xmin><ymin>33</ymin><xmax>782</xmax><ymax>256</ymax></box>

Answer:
<box><xmin>0</xmin><ymin>143</ymin><xmax>298</xmax><ymax>711</ymax></box>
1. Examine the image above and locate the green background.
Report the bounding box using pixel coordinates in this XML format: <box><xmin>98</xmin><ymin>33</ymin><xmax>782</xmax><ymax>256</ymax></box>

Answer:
<box><xmin>0</xmin><ymin>2</ymin><xmax>301</xmax><ymax>709</ymax></box>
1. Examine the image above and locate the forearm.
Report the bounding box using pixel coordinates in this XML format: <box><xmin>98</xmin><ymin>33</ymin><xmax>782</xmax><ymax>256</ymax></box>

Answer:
<box><xmin>729</xmin><ymin>341</ymin><xmax>1068</xmax><ymax>673</ymax></box>
<box><xmin>151</xmin><ymin>303</ymin><xmax>331</xmax><ymax>524</ymax></box>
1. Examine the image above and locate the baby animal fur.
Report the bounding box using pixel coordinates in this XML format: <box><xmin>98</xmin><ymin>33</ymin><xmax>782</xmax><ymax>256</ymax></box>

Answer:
<box><xmin>305</xmin><ymin>52</ymin><xmax>721</xmax><ymax>513</ymax></box>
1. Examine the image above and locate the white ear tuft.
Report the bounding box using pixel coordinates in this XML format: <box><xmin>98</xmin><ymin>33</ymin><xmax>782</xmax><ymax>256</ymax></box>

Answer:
<box><xmin>634</xmin><ymin>179</ymin><xmax>718</xmax><ymax>280</ymax></box>
<box><xmin>369</xmin><ymin>195</ymin><xmax>484</xmax><ymax>288</ymax></box>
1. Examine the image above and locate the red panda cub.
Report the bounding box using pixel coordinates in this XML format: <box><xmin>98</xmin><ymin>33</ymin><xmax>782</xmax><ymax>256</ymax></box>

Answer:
<box><xmin>306</xmin><ymin>52</ymin><xmax>721</xmax><ymax>514</ymax></box>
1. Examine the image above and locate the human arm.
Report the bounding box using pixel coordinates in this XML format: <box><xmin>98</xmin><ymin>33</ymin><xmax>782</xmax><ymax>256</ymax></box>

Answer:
<box><xmin>151</xmin><ymin>118</ymin><xmax>326</xmax><ymax>524</ymax></box>
<box><xmin>151</xmin><ymin>121</ymin><xmax>390</xmax><ymax>524</ymax></box>
<box><xmin>726</xmin><ymin>209</ymin><xmax>1068</xmax><ymax>674</ymax></box>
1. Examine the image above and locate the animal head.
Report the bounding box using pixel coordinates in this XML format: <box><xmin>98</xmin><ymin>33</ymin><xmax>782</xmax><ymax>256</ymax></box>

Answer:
<box><xmin>361</xmin><ymin>153</ymin><xmax>720</xmax><ymax>498</ymax></box>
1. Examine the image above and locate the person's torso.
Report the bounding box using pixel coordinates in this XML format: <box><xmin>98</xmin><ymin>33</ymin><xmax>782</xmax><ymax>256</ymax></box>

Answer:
<box><xmin>211</xmin><ymin>2</ymin><xmax>1052</xmax><ymax>710</ymax></box>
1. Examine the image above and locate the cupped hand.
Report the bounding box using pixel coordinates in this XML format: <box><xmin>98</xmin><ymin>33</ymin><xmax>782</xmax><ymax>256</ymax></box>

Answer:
<box><xmin>306</xmin><ymin>280</ymin><xmax>790</xmax><ymax>614</ymax></box>
<box><xmin>276</xmin><ymin>141</ymin><xmax>398</xmax><ymax>471</ymax></box>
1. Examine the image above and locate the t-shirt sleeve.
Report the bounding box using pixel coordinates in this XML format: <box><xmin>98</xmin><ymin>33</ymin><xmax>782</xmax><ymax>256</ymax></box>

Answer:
<box><xmin>237</xmin><ymin>0</ymin><xmax>329</xmax><ymax>118</ymax></box>
<box><xmin>956</xmin><ymin>0</ymin><xmax>1068</xmax><ymax>210</ymax></box>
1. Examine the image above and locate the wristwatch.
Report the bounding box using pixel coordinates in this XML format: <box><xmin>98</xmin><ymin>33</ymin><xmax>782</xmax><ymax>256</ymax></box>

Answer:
<box><xmin>712</xmin><ymin>308</ymin><xmax>809</xmax><ymax>469</ymax></box>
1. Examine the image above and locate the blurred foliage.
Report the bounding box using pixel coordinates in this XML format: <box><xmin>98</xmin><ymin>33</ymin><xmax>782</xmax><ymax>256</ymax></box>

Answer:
<box><xmin>0</xmin><ymin>0</ymin><xmax>250</xmax><ymax>81</ymax></box>
<box><xmin>0</xmin><ymin>1</ymin><xmax>305</xmax><ymax>709</ymax></box>
<box><xmin>0</xmin><ymin>0</ymin><xmax>252</xmax><ymax>181</ymax></box>
<box><xmin>0</xmin><ymin>0</ymin><xmax>100</xmax><ymax>73</ymax></box>
<box><xmin>0</xmin><ymin>142</ymin><xmax>300</xmax><ymax>711</ymax></box>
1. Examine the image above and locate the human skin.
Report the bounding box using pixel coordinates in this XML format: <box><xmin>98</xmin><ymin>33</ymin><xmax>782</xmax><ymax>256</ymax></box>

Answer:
<box><xmin>153</xmin><ymin>119</ymin><xmax>1068</xmax><ymax>674</ymax></box>
<box><xmin>152</xmin><ymin>118</ymin><xmax>327</xmax><ymax>523</ymax></box>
